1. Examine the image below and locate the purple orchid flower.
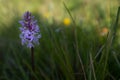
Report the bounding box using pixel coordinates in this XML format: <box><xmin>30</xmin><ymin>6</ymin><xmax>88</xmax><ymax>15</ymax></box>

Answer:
<box><xmin>19</xmin><ymin>11</ymin><xmax>41</xmax><ymax>48</ymax></box>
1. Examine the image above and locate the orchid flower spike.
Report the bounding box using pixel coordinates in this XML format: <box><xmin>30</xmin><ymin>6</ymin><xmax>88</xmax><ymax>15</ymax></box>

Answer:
<box><xmin>19</xmin><ymin>11</ymin><xmax>41</xmax><ymax>48</ymax></box>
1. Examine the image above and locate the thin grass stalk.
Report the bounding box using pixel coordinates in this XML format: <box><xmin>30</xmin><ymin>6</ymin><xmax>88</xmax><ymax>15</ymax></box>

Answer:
<box><xmin>112</xmin><ymin>6</ymin><xmax>120</xmax><ymax>44</ymax></box>
<box><xmin>90</xmin><ymin>53</ymin><xmax>96</xmax><ymax>80</ymax></box>
<box><xmin>112</xmin><ymin>51</ymin><xmax>120</xmax><ymax>68</ymax></box>
<box><xmin>63</xmin><ymin>2</ymin><xmax>87</xmax><ymax>80</ymax></box>
<box><xmin>101</xmin><ymin>6</ymin><xmax>120</xmax><ymax>80</ymax></box>
<box><xmin>107</xmin><ymin>72</ymin><xmax>116</xmax><ymax>80</ymax></box>
<box><xmin>94</xmin><ymin>45</ymin><xmax>105</xmax><ymax>60</ymax></box>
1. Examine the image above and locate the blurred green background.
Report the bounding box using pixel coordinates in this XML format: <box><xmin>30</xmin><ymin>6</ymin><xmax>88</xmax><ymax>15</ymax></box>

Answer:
<box><xmin>0</xmin><ymin>0</ymin><xmax>120</xmax><ymax>80</ymax></box>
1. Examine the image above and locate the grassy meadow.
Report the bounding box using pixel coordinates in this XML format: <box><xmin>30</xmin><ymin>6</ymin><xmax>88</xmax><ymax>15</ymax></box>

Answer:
<box><xmin>0</xmin><ymin>0</ymin><xmax>120</xmax><ymax>80</ymax></box>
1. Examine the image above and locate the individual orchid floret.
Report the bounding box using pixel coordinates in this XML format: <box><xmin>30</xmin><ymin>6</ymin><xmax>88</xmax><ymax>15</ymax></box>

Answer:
<box><xmin>19</xmin><ymin>11</ymin><xmax>41</xmax><ymax>48</ymax></box>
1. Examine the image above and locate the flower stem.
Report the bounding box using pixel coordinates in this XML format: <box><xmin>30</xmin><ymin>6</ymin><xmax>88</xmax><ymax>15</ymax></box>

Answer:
<box><xmin>31</xmin><ymin>47</ymin><xmax>35</xmax><ymax>80</ymax></box>
<box><xmin>31</xmin><ymin>47</ymin><xmax>35</xmax><ymax>71</ymax></box>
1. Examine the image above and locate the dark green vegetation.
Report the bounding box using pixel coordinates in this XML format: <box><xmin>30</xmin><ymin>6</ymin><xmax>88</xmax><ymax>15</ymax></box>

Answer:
<box><xmin>0</xmin><ymin>0</ymin><xmax>120</xmax><ymax>80</ymax></box>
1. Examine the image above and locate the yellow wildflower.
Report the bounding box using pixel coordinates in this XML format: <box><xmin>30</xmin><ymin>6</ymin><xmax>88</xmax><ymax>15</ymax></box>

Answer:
<box><xmin>63</xmin><ymin>18</ymin><xmax>71</xmax><ymax>26</ymax></box>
